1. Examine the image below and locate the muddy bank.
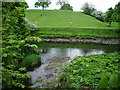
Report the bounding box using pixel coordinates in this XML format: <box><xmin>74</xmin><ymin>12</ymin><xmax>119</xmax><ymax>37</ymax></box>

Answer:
<box><xmin>27</xmin><ymin>55</ymin><xmax>71</xmax><ymax>88</ymax></box>
<box><xmin>42</xmin><ymin>56</ymin><xmax>70</xmax><ymax>88</ymax></box>
<box><xmin>45</xmin><ymin>56</ymin><xmax>70</xmax><ymax>70</ymax></box>
<box><xmin>42</xmin><ymin>38</ymin><xmax>120</xmax><ymax>45</ymax></box>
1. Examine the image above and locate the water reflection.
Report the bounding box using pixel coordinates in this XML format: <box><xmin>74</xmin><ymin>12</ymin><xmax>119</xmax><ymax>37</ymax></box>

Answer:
<box><xmin>27</xmin><ymin>42</ymin><xmax>119</xmax><ymax>87</ymax></box>
<box><xmin>41</xmin><ymin>48</ymin><xmax>104</xmax><ymax>60</ymax></box>
<box><xmin>86</xmin><ymin>49</ymin><xmax>104</xmax><ymax>56</ymax></box>
<box><xmin>27</xmin><ymin>46</ymin><xmax>105</xmax><ymax>87</ymax></box>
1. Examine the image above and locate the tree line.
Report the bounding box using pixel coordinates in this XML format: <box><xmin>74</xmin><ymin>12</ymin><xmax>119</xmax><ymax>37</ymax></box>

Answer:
<box><xmin>34</xmin><ymin>0</ymin><xmax>120</xmax><ymax>27</ymax></box>
<box><xmin>81</xmin><ymin>2</ymin><xmax>120</xmax><ymax>27</ymax></box>
<box><xmin>34</xmin><ymin>0</ymin><xmax>73</xmax><ymax>11</ymax></box>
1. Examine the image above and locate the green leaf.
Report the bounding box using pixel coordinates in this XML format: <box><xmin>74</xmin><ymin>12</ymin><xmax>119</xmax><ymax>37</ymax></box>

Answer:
<box><xmin>29</xmin><ymin>86</ymin><xmax>35</xmax><ymax>88</ymax></box>
<box><xmin>109</xmin><ymin>73</ymin><xmax>118</xmax><ymax>88</ymax></box>
<box><xmin>20</xmin><ymin>54</ymin><xmax>41</xmax><ymax>68</ymax></box>
<box><xmin>18</xmin><ymin>67</ymin><xmax>27</xmax><ymax>72</ymax></box>
<box><xmin>46</xmin><ymin>80</ymin><xmax>52</xmax><ymax>83</ymax></box>
<box><xmin>21</xmin><ymin>84</ymin><xmax>25</xmax><ymax>88</ymax></box>
<box><xmin>34</xmin><ymin>79</ymin><xmax>43</xmax><ymax>83</ymax></box>
<box><xmin>99</xmin><ymin>76</ymin><xmax>108</xmax><ymax>88</ymax></box>
<box><xmin>54</xmin><ymin>83</ymin><xmax>59</xmax><ymax>87</ymax></box>
<box><xmin>3</xmin><ymin>53</ymin><xmax>8</xmax><ymax>57</ymax></box>
<box><xmin>18</xmin><ymin>40</ymin><xmax>25</xmax><ymax>45</ymax></box>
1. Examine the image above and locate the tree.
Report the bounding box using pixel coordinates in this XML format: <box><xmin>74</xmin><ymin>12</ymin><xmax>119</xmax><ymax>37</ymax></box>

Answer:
<box><xmin>112</xmin><ymin>2</ymin><xmax>120</xmax><ymax>22</ymax></box>
<box><xmin>81</xmin><ymin>2</ymin><xmax>95</xmax><ymax>15</ymax></box>
<box><xmin>91</xmin><ymin>10</ymin><xmax>104</xmax><ymax>21</ymax></box>
<box><xmin>105</xmin><ymin>7</ymin><xmax>114</xmax><ymax>27</ymax></box>
<box><xmin>60</xmin><ymin>3</ymin><xmax>73</xmax><ymax>11</ymax></box>
<box><xmin>56</xmin><ymin>0</ymin><xmax>69</xmax><ymax>7</ymax></box>
<box><xmin>35</xmin><ymin>0</ymin><xmax>51</xmax><ymax>10</ymax></box>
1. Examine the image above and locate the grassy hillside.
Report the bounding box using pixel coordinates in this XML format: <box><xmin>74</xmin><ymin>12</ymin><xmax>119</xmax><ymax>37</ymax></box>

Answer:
<box><xmin>26</xmin><ymin>10</ymin><xmax>119</xmax><ymax>39</ymax></box>
<box><xmin>26</xmin><ymin>10</ymin><xmax>117</xmax><ymax>29</ymax></box>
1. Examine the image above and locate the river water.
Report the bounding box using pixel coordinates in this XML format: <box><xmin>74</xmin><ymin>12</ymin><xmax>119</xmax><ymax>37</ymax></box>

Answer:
<box><xmin>27</xmin><ymin>42</ymin><xmax>119</xmax><ymax>87</ymax></box>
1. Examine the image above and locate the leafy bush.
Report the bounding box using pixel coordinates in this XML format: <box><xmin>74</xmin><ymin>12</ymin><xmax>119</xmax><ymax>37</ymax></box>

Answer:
<box><xmin>2</xmin><ymin>1</ymin><xmax>41</xmax><ymax>88</ymax></box>
<box><xmin>2</xmin><ymin>64</ymin><xmax>31</xmax><ymax>89</ymax></box>
<box><xmin>98</xmin><ymin>73</ymin><xmax>119</xmax><ymax>89</ymax></box>
<box><xmin>20</xmin><ymin>54</ymin><xmax>41</xmax><ymax>69</ymax></box>
<box><xmin>25</xmin><ymin>36</ymin><xmax>41</xmax><ymax>43</ymax></box>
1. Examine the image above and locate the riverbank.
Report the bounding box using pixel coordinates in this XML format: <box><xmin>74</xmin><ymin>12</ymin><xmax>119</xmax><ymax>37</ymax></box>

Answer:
<box><xmin>33</xmin><ymin>27</ymin><xmax>120</xmax><ymax>45</ymax></box>
<box><xmin>42</xmin><ymin>37</ymin><xmax>120</xmax><ymax>45</ymax></box>
<box><xmin>27</xmin><ymin>42</ymin><xmax>119</xmax><ymax>88</ymax></box>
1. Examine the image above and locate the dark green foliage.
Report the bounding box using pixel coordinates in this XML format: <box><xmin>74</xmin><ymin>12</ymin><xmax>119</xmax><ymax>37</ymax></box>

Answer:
<box><xmin>81</xmin><ymin>2</ymin><xmax>95</xmax><ymax>15</ymax></box>
<box><xmin>81</xmin><ymin>2</ymin><xmax>119</xmax><ymax>23</ymax></box>
<box><xmin>35</xmin><ymin>0</ymin><xmax>51</xmax><ymax>10</ymax></box>
<box><xmin>112</xmin><ymin>2</ymin><xmax>120</xmax><ymax>22</ymax></box>
<box><xmin>99</xmin><ymin>74</ymin><xmax>109</xmax><ymax>88</ymax></box>
<box><xmin>104</xmin><ymin>2</ymin><xmax>120</xmax><ymax>26</ymax></box>
<box><xmin>0</xmin><ymin>63</ymin><xmax>2</xmax><ymax>90</ymax></box>
<box><xmin>109</xmin><ymin>73</ymin><xmax>119</xmax><ymax>88</ymax></box>
<box><xmin>2</xmin><ymin>1</ymin><xmax>41</xmax><ymax>66</ymax></box>
<box><xmin>99</xmin><ymin>73</ymin><xmax>119</xmax><ymax>89</ymax></box>
<box><xmin>105</xmin><ymin>7</ymin><xmax>114</xmax><ymax>27</ymax></box>
<box><xmin>20</xmin><ymin>54</ymin><xmax>41</xmax><ymax>69</ymax></box>
<box><xmin>2</xmin><ymin>64</ymin><xmax>31</xmax><ymax>89</ymax></box>
<box><xmin>2</xmin><ymin>2</ymin><xmax>29</xmax><ymax>65</ymax></box>
<box><xmin>2</xmin><ymin>1</ymin><xmax>41</xmax><ymax>89</ymax></box>
<box><xmin>60</xmin><ymin>3</ymin><xmax>73</xmax><ymax>11</ymax></box>
<box><xmin>81</xmin><ymin>3</ymin><xmax>104</xmax><ymax>22</ymax></box>
<box><xmin>56</xmin><ymin>52</ymin><xmax>119</xmax><ymax>89</ymax></box>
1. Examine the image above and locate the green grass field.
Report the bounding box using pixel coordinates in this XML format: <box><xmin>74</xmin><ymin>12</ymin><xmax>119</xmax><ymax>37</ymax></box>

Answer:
<box><xmin>26</xmin><ymin>10</ymin><xmax>118</xmax><ymax>29</ymax></box>
<box><xmin>26</xmin><ymin>10</ymin><xmax>119</xmax><ymax>38</ymax></box>
<box><xmin>34</xmin><ymin>28</ymin><xmax>119</xmax><ymax>38</ymax></box>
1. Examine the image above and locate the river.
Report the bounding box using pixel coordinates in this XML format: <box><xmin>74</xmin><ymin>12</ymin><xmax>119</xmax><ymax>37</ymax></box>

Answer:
<box><xmin>27</xmin><ymin>42</ymin><xmax>119</xmax><ymax>88</ymax></box>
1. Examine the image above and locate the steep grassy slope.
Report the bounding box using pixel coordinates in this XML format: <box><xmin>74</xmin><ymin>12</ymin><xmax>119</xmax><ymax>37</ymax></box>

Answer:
<box><xmin>26</xmin><ymin>10</ymin><xmax>117</xmax><ymax>29</ymax></box>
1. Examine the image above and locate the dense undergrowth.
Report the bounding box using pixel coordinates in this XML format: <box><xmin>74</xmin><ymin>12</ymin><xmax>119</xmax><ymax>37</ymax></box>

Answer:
<box><xmin>56</xmin><ymin>52</ymin><xmax>120</xmax><ymax>89</ymax></box>
<box><xmin>2</xmin><ymin>2</ymin><xmax>41</xmax><ymax>89</ymax></box>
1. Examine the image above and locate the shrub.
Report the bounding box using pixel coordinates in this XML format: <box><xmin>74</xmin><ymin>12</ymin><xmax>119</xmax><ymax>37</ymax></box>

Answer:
<box><xmin>20</xmin><ymin>54</ymin><xmax>41</xmax><ymax>69</ymax></box>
